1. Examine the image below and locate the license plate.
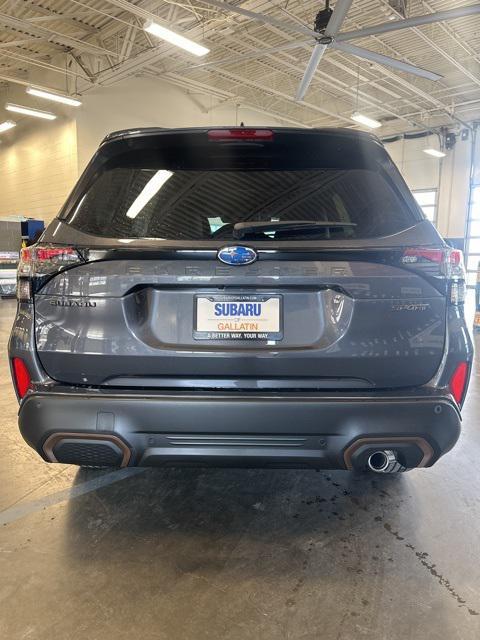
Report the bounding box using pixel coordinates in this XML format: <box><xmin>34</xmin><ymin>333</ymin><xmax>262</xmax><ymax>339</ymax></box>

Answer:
<box><xmin>194</xmin><ymin>294</ymin><xmax>283</xmax><ymax>340</ymax></box>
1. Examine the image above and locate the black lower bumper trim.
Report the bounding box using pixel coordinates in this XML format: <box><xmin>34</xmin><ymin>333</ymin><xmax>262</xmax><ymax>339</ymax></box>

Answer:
<box><xmin>18</xmin><ymin>390</ymin><xmax>461</xmax><ymax>470</ymax></box>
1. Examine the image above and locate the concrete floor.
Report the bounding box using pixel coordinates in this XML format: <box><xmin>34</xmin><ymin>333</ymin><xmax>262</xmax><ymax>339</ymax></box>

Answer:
<box><xmin>1</xmin><ymin>298</ymin><xmax>480</xmax><ymax>640</ymax></box>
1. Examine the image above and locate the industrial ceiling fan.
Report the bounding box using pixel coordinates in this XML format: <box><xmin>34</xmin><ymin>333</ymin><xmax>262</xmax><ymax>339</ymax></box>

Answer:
<box><xmin>201</xmin><ymin>1</ymin><xmax>480</xmax><ymax>101</ymax></box>
<box><xmin>294</xmin><ymin>0</ymin><xmax>441</xmax><ymax>101</ymax></box>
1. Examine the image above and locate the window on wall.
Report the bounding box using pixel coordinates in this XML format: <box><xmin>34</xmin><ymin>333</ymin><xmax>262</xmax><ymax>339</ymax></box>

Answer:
<box><xmin>466</xmin><ymin>185</ymin><xmax>480</xmax><ymax>287</ymax></box>
<box><xmin>412</xmin><ymin>189</ymin><xmax>437</xmax><ymax>224</ymax></box>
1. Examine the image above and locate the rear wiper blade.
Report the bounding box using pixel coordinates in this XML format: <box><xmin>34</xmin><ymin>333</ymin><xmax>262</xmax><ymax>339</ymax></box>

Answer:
<box><xmin>233</xmin><ymin>220</ymin><xmax>356</xmax><ymax>239</ymax></box>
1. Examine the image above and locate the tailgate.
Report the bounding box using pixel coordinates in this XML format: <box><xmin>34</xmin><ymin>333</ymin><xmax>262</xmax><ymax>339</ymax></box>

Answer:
<box><xmin>34</xmin><ymin>254</ymin><xmax>446</xmax><ymax>389</ymax></box>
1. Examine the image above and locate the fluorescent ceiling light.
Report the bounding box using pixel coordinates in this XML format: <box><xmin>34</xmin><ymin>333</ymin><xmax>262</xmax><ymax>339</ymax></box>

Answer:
<box><xmin>126</xmin><ymin>170</ymin><xmax>173</xmax><ymax>219</ymax></box>
<box><xmin>351</xmin><ymin>112</ymin><xmax>382</xmax><ymax>129</ymax></box>
<box><xmin>144</xmin><ymin>20</ymin><xmax>209</xmax><ymax>57</ymax></box>
<box><xmin>26</xmin><ymin>86</ymin><xmax>82</xmax><ymax>107</ymax></box>
<box><xmin>5</xmin><ymin>103</ymin><xmax>56</xmax><ymax>120</ymax></box>
<box><xmin>0</xmin><ymin>120</ymin><xmax>16</xmax><ymax>133</ymax></box>
<box><xmin>423</xmin><ymin>148</ymin><xmax>446</xmax><ymax>158</ymax></box>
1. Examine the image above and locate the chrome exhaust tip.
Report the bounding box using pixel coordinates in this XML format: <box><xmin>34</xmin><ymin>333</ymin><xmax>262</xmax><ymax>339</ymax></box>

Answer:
<box><xmin>367</xmin><ymin>449</ymin><xmax>405</xmax><ymax>473</ymax></box>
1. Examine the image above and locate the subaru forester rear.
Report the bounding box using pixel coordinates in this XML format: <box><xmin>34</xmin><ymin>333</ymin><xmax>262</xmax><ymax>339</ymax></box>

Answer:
<box><xmin>9</xmin><ymin>127</ymin><xmax>473</xmax><ymax>473</ymax></box>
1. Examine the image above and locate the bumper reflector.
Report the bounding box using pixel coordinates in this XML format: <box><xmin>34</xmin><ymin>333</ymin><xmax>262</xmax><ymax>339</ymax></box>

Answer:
<box><xmin>449</xmin><ymin>362</ymin><xmax>469</xmax><ymax>405</ymax></box>
<box><xmin>12</xmin><ymin>358</ymin><xmax>32</xmax><ymax>398</ymax></box>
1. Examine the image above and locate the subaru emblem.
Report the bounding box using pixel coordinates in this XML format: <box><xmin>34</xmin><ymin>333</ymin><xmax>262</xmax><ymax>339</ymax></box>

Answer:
<box><xmin>217</xmin><ymin>246</ymin><xmax>257</xmax><ymax>266</ymax></box>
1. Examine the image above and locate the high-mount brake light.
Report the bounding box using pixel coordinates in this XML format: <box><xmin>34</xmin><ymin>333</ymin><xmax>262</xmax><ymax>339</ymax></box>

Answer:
<box><xmin>449</xmin><ymin>362</ymin><xmax>469</xmax><ymax>405</ymax></box>
<box><xmin>208</xmin><ymin>129</ymin><xmax>274</xmax><ymax>141</ymax></box>
<box><xmin>17</xmin><ymin>245</ymin><xmax>84</xmax><ymax>302</ymax></box>
<box><xmin>11</xmin><ymin>357</ymin><xmax>32</xmax><ymax>399</ymax></box>
<box><xmin>402</xmin><ymin>247</ymin><xmax>466</xmax><ymax>306</ymax></box>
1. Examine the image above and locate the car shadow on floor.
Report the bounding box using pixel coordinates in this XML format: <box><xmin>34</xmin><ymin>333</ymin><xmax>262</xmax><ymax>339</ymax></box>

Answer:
<box><xmin>62</xmin><ymin>466</ymin><xmax>412</xmax><ymax>576</ymax></box>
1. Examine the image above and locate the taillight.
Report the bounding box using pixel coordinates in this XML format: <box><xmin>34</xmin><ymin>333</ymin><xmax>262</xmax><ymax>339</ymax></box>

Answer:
<box><xmin>402</xmin><ymin>248</ymin><xmax>444</xmax><ymax>264</ymax></box>
<box><xmin>11</xmin><ymin>357</ymin><xmax>32</xmax><ymax>399</ymax></box>
<box><xmin>17</xmin><ymin>244</ymin><xmax>84</xmax><ymax>302</ymax></box>
<box><xmin>208</xmin><ymin>129</ymin><xmax>274</xmax><ymax>141</ymax></box>
<box><xmin>449</xmin><ymin>362</ymin><xmax>469</xmax><ymax>405</ymax></box>
<box><xmin>402</xmin><ymin>247</ymin><xmax>466</xmax><ymax>305</ymax></box>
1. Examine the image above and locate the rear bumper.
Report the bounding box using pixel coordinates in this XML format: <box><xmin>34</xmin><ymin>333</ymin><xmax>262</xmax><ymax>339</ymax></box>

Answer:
<box><xmin>18</xmin><ymin>389</ymin><xmax>462</xmax><ymax>470</ymax></box>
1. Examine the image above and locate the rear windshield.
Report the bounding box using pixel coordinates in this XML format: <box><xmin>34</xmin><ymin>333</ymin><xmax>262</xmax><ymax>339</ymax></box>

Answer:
<box><xmin>64</xmin><ymin>132</ymin><xmax>419</xmax><ymax>241</ymax></box>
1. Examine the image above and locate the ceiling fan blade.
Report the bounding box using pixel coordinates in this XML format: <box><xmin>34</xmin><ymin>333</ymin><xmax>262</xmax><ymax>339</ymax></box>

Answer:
<box><xmin>295</xmin><ymin>43</ymin><xmax>328</xmax><ymax>101</ymax></box>
<box><xmin>325</xmin><ymin>0</ymin><xmax>354</xmax><ymax>37</ymax></box>
<box><xmin>293</xmin><ymin>0</ymin><xmax>354</xmax><ymax>102</ymax></box>
<box><xmin>337</xmin><ymin>4</ymin><xmax>480</xmax><ymax>41</ymax></box>
<box><xmin>332</xmin><ymin>42</ymin><xmax>442</xmax><ymax>81</ymax></box>
<box><xmin>199</xmin><ymin>0</ymin><xmax>316</xmax><ymax>38</ymax></box>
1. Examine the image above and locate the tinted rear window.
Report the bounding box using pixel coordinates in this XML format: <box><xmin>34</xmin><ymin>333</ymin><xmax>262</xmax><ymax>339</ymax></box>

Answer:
<box><xmin>64</xmin><ymin>131</ymin><xmax>419</xmax><ymax>241</ymax></box>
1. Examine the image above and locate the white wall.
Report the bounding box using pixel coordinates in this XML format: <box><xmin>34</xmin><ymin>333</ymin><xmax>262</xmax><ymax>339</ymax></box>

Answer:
<box><xmin>0</xmin><ymin>118</ymin><xmax>77</xmax><ymax>224</ymax></box>
<box><xmin>386</xmin><ymin>134</ymin><xmax>472</xmax><ymax>238</ymax></box>
<box><xmin>75</xmin><ymin>76</ymin><xmax>289</xmax><ymax>171</ymax></box>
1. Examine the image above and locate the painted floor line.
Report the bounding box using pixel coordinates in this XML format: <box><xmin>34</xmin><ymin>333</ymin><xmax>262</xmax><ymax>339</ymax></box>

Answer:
<box><xmin>0</xmin><ymin>467</ymin><xmax>145</xmax><ymax>526</ymax></box>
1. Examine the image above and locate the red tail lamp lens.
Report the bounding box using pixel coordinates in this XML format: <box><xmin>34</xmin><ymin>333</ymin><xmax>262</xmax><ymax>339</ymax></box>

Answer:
<box><xmin>449</xmin><ymin>362</ymin><xmax>469</xmax><ymax>405</ymax></box>
<box><xmin>208</xmin><ymin>129</ymin><xmax>274</xmax><ymax>141</ymax></box>
<box><xmin>403</xmin><ymin>248</ymin><xmax>444</xmax><ymax>264</ymax></box>
<box><xmin>36</xmin><ymin>247</ymin><xmax>77</xmax><ymax>261</ymax></box>
<box><xmin>448</xmin><ymin>249</ymin><xmax>463</xmax><ymax>267</ymax></box>
<box><xmin>12</xmin><ymin>358</ymin><xmax>32</xmax><ymax>399</ymax></box>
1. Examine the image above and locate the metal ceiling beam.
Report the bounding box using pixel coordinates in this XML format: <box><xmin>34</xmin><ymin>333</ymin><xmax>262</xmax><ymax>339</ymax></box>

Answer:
<box><xmin>401</xmin><ymin>97</ymin><xmax>480</xmax><ymax>119</ymax></box>
<box><xmin>337</xmin><ymin>5</ymin><xmax>480</xmax><ymax>41</ymax></box>
<box><xmin>376</xmin><ymin>0</ymin><xmax>480</xmax><ymax>90</ymax></box>
<box><xmin>102</xmin><ymin>0</ymin><xmax>182</xmax><ymax>24</ymax></box>
<box><xmin>165</xmin><ymin>29</ymin><xmax>351</xmax><ymax>117</ymax></box>
<box><xmin>17</xmin><ymin>1</ymin><xmax>99</xmax><ymax>34</ymax></box>
<box><xmin>119</xmin><ymin>21</ymin><xmax>136</xmax><ymax>61</ymax></box>
<box><xmin>128</xmin><ymin>67</ymin><xmax>310</xmax><ymax>127</ymax></box>
<box><xmin>0</xmin><ymin>37</ymin><xmax>46</xmax><ymax>49</ymax></box>
<box><xmin>149</xmin><ymin>60</ymin><xmax>338</xmax><ymax>126</ymax></box>
<box><xmin>421</xmin><ymin>0</ymin><xmax>478</xmax><ymax>61</ymax></box>
<box><xmin>0</xmin><ymin>49</ymin><xmax>93</xmax><ymax>81</ymax></box>
<box><xmin>0</xmin><ymin>12</ymin><xmax>118</xmax><ymax>57</ymax></box>
<box><xmin>174</xmin><ymin>63</ymin><xmax>354</xmax><ymax>124</ymax></box>
<box><xmin>175</xmin><ymin>40</ymin><xmax>312</xmax><ymax>73</ymax></box>
<box><xmin>197</xmin><ymin>0</ymin><xmax>316</xmax><ymax>38</ymax></box>
<box><xmin>0</xmin><ymin>72</ymin><xmax>81</xmax><ymax>96</ymax></box>
<box><xmin>85</xmin><ymin>7</ymin><xmax>332</xmax><ymax>125</ymax></box>
<box><xmin>84</xmin><ymin>0</ymin><xmax>221</xmax><ymax>90</ymax></box>
<box><xmin>170</xmin><ymin>82</ymin><xmax>309</xmax><ymax>128</ymax></box>
<box><xmin>317</xmin><ymin>10</ymin><xmax>467</xmax><ymax>128</ymax></box>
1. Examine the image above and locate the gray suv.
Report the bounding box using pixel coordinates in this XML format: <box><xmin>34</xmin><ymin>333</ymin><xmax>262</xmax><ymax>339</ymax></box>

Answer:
<box><xmin>9</xmin><ymin>127</ymin><xmax>473</xmax><ymax>473</ymax></box>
